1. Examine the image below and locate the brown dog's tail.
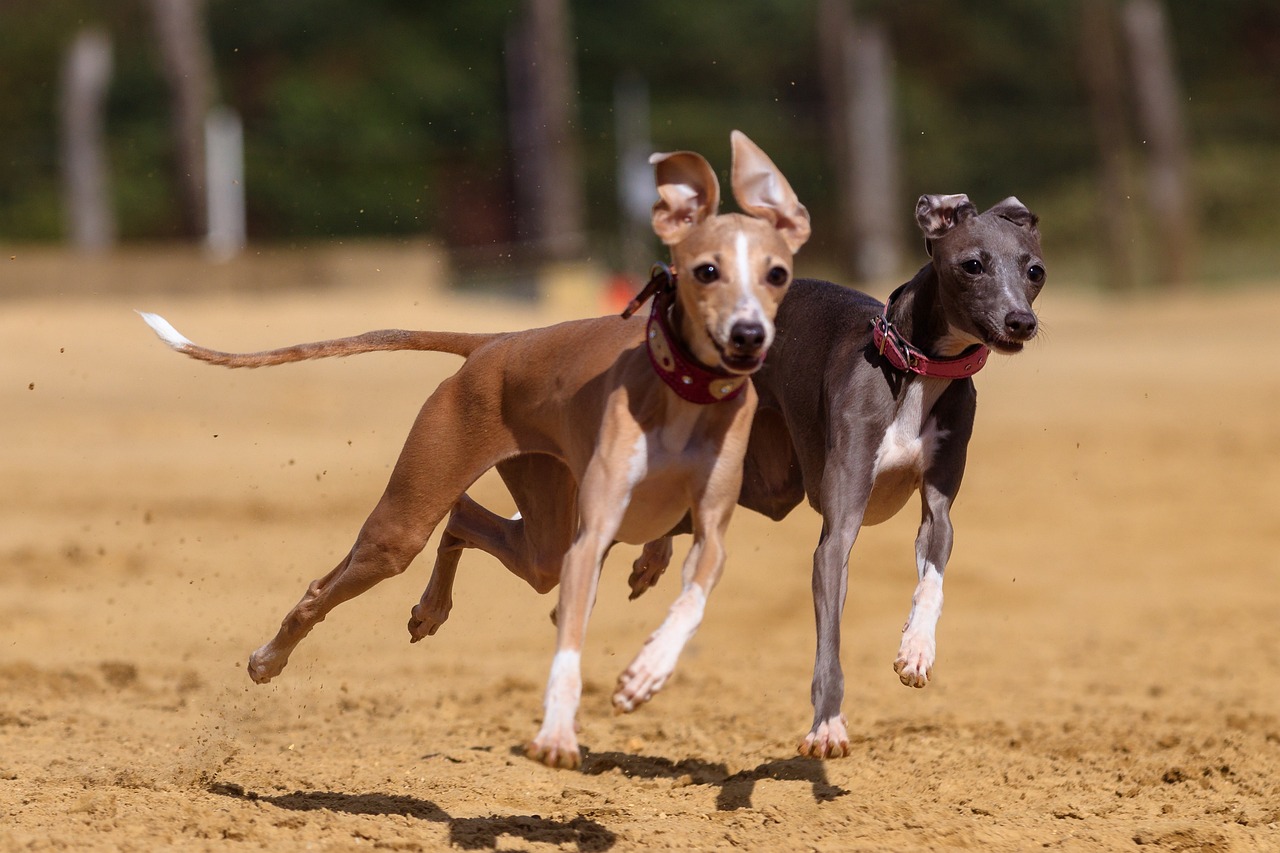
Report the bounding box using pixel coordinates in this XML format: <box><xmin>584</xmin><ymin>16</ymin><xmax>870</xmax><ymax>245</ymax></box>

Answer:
<box><xmin>137</xmin><ymin>311</ymin><xmax>500</xmax><ymax>368</ymax></box>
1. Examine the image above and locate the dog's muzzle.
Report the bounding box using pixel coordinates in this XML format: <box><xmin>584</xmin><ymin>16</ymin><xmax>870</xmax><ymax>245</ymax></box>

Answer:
<box><xmin>716</xmin><ymin>320</ymin><xmax>769</xmax><ymax>372</ymax></box>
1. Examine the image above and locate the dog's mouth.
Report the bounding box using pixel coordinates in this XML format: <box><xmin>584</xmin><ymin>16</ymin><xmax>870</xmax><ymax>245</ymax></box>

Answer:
<box><xmin>710</xmin><ymin>333</ymin><xmax>766</xmax><ymax>374</ymax></box>
<box><xmin>720</xmin><ymin>352</ymin><xmax>765</xmax><ymax>373</ymax></box>
<box><xmin>985</xmin><ymin>336</ymin><xmax>1026</xmax><ymax>355</ymax></box>
<box><xmin>976</xmin><ymin>322</ymin><xmax>1035</xmax><ymax>356</ymax></box>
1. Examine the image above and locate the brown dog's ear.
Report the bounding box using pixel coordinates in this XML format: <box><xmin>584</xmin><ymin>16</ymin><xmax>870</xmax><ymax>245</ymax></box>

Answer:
<box><xmin>730</xmin><ymin>130</ymin><xmax>811</xmax><ymax>253</ymax></box>
<box><xmin>650</xmin><ymin>149</ymin><xmax>721</xmax><ymax>246</ymax></box>
<box><xmin>988</xmin><ymin>196</ymin><xmax>1039</xmax><ymax>230</ymax></box>
<box><xmin>916</xmin><ymin>193</ymin><xmax>977</xmax><ymax>240</ymax></box>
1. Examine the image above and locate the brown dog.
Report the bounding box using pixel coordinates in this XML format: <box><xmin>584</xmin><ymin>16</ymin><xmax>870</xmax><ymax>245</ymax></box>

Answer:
<box><xmin>140</xmin><ymin>131</ymin><xmax>810</xmax><ymax>769</ymax></box>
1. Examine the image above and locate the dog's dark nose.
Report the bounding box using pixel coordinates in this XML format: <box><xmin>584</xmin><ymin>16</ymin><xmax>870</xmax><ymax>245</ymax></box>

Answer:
<box><xmin>729</xmin><ymin>321</ymin><xmax>766</xmax><ymax>353</ymax></box>
<box><xmin>1003</xmin><ymin>310</ymin><xmax>1037</xmax><ymax>340</ymax></box>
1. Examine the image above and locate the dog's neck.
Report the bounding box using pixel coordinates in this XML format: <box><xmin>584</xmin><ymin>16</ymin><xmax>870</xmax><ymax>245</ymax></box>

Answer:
<box><xmin>622</xmin><ymin>264</ymin><xmax>750</xmax><ymax>405</ymax></box>
<box><xmin>648</xmin><ymin>289</ymin><xmax>747</xmax><ymax>404</ymax></box>
<box><xmin>874</xmin><ymin>263</ymin><xmax>989</xmax><ymax>380</ymax></box>
<box><xmin>884</xmin><ymin>264</ymin><xmax>953</xmax><ymax>355</ymax></box>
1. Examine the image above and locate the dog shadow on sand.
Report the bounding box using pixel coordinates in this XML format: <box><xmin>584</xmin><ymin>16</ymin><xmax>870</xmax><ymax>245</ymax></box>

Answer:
<box><xmin>578</xmin><ymin>748</ymin><xmax>849</xmax><ymax>811</ymax></box>
<box><xmin>208</xmin><ymin>746</ymin><xmax>845</xmax><ymax>851</ymax></box>
<box><xmin>209</xmin><ymin>780</ymin><xmax>617</xmax><ymax>851</ymax></box>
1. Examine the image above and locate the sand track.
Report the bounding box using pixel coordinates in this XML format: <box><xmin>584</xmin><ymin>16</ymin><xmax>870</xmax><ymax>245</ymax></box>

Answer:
<box><xmin>3</xmin><ymin>272</ymin><xmax>1279</xmax><ymax>851</ymax></box>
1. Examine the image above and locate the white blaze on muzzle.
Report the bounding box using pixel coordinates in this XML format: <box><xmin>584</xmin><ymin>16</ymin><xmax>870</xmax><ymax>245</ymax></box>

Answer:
<box><xmin>719</xmin><ymin>229</ymin><xmax>774</xmax><ymax>350</ymax></box>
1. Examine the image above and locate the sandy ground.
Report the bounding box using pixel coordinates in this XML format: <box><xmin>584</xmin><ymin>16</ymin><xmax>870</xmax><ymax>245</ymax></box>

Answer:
<box><xmin>3</xmin><ymin>254</ymin><xmax>1279</xmax><ymax>851</ymax></box>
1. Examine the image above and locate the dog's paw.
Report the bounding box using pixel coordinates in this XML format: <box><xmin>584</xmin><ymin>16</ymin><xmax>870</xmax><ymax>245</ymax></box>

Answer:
<box><xmin>627</xmin><ymin>538</ymin><xmax>673</xmax><ymax>600</ymax></box>
<box><xmin>246</xmin><ymin>647</ymin><xmax>284</xmax><ymax>684</ymax></box>
<box><xmin>525</xmin><ymin>731</ymin><xmax>583</xmax><ymax>770</ymax></box>
<box><xmin>612</xmin><ymin>634</ymin><xmax>681</xmax><ymax>713</ymax></box>
<box><xmin>612</xmin><ymin>667</ymin><xmax>666</xmax><ymax>714</ymax></box>
<box><xmin>894</xmin><ymin>631</ymin><xmax>935</xmax><ymax>688</ymax></box>
<box><xmin>798</xmin><ymin>715</ymin><xmax>850</xmax><ymax>759</ymax></box>
<box><xmin>406</xmin><ymin>601</ymin><xmax>449</xmax><ymax>642</ymax></box>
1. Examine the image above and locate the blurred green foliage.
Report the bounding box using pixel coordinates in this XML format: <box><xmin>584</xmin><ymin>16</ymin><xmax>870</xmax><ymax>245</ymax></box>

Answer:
<box><xmin>0</xmin><ymin>0</ymin><xmax>1277</xmax><ymax>280</ymax></box>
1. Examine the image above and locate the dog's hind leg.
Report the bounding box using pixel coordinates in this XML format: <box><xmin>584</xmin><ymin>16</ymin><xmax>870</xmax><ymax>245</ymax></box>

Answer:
<box><xmin>247</xmin><ymin>374</ymin><xmax>516</xmax><ymax>683</ymax></box>
<box><xmin>407</xmin><ymin>454</ymin><xmax>579</xmax><ymax>639</ymax></box>
<box><xmin>627</xmin><ymin>536</ymin><xmax>675</xmax><ymax>600</ymax></box>
<box><xmin>406</xmin><ymin>500</ymin><xmax>480</xmax><ymax>641</ymax></box>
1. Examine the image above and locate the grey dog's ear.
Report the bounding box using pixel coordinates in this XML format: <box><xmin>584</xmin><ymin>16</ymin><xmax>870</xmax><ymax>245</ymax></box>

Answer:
<box><xmin>915</xmin><ymin>193</ymin><xmax>977</xmax><ymax>241</ymax></box>
<box><xmin>988</xmin><ymin>196</ymin><xmax>1039</xmax><ymax>231</ymax></box>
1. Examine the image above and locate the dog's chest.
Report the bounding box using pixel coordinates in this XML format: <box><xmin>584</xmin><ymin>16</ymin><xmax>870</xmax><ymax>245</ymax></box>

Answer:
<box><xmin>614</xmin><ymin>409</ymin><xmax>721</xmax><ymax>544</ymax></box>
<box><xmin>864</xmin><ymin>380</ymin><xmax>949</xmax><ymax>525</ymax></box>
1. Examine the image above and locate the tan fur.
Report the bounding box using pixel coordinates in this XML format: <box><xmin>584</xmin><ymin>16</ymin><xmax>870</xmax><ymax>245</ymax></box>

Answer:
<box><xmin>141</xmin><ymin>131</ymin><xmax>810</xmax><ymax>770</ymax></box>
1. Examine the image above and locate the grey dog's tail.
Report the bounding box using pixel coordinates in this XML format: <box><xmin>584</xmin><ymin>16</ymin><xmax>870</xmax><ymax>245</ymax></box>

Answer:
<box><xmin>137</xmin><ymin>311</ymin><xmax>500</xmax><ymax>368</ymax></box>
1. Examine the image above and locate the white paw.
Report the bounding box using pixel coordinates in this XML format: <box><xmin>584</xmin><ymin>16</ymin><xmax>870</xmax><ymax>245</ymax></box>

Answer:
<box><xmin>612</xmin><ymin>635</ymin><xmax>680</xmax><ymax>713</ymax></box>
<box><xmin>798</xmin><ymin>715</ymin><xmax>850</xmax><ymax>759</ymax></box>
<box><xmin>525</xmin><ymin>725</ymin><xmax>582</xmax><ymax>770</ymax></box>
<box><xmin>894</xmin><ymin>630</ymin><xmax>935</xmax><ymax>688</ymax></box>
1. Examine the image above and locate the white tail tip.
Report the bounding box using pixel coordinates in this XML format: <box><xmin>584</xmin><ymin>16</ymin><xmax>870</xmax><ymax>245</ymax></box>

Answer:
<box><xmin>136</xmin><ymin>310</ymin><xmax>193</xmax><ymax>349</ymax></box>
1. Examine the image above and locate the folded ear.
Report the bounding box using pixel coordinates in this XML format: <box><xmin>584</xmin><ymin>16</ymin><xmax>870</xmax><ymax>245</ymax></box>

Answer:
<box><xmin>650</xmin><ymin>150</ymin><xmax>720</xmax><ymax>246</ymax></box>
<box><xmin>729</xmin><ymin>130</ymin><xmax>811</xmax><ymax>253</ymax></box>
<box><xmin>988</xmin><ymin>196</ymin><xmax>1039</xmax><ymax>230</ymax></box>
<box><xmin>916</xmin><ymin>193</ymin><xmax>977</xmax><ymax>240</ymax></box>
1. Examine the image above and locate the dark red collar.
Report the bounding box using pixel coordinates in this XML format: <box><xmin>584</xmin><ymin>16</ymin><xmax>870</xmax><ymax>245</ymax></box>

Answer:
<box><xmin>622</xmin><ymin>264</ymin><xmax>748</xmax><ymax>405</ymax></box>
<box><xmin>871</xmin><ymin>292</ymin><xmax>989</xmax><ymax>380</ymax></box>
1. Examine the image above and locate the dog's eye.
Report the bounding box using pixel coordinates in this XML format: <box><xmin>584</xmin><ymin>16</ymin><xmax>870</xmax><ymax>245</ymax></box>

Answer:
<box><xmin>692</xmin><ymin>264</ymin><xmax>719</xmax><ymax>284</ymax></box>
<box><xmin>961</xmin><ymin>259</ymin><xmax>984</xmax><ymax>275</ymax></box>
<box><xmin>765</xmin><ymin>266</ymin><xmax>790</xmax><ymax>287</ymax></box>
<box><xmin>1027</xmin><ymin>264</ymin><xmax>1046</xmax><ymax>284</ymax></box>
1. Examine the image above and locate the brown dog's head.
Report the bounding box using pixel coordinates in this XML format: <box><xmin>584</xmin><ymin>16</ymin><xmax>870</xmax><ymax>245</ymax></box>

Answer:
<box><xmin>649</xmin><ymin>131</ymin><xmax>810</xmax><ymax>374</ymax></box>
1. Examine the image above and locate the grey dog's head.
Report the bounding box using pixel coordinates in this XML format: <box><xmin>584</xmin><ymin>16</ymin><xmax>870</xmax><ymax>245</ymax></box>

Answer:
<box><xmin>916</xmin><ymin>194</ymin><xmax>1045</xmax><ymax>355</ymax></box>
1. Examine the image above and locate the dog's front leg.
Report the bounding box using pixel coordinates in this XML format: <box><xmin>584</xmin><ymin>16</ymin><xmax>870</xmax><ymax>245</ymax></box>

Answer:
<box><xmin>895</xmin><ymin>478</ymin><xmax>957</xmax><ymax>688</ymax></box>
<box><xmin>525</xmin><ymin>534</ymin><xmax>609</xmax><ymax>770</ymax></box>
<box><xmin>525</xmin><ymin>447</ymin><xmax>636</xmax><ymax>770</ymax></box>
<box><xmin>612</xmin><ymin>529</ymin><xmax>723</xmax><ymax>713</ymax></box>
<box><xmin>798</xmin><ymin>517</ymin><xmax>858</xmax><ymax>758</ymax></box>
<box><xmin>799</xmin><ymin>465</ymin><xmax>871</xmax><ymax>759</ymax></box>
<box><xmin>612</xmin><ymin>442</ymin><xmax>744</xmax><ymax>714</ymax></box>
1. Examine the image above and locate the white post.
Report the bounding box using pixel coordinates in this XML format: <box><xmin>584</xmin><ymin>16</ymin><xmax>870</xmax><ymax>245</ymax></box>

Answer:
<box><xmin>614</xmin><ymin>73</ymin><xmax>653</xmax><ymax>277</ymax></box>
<box><xmin>1122</xmin><ymin>0</ymin><xmax>1195</xmax><ymax>286</ymax></box>
<box><xmin>60</xmin><ymin>29</ymin><xmax>115</xmax><ymax>252</ymax></box>
<box><xmin>205</xmin><ymin>105</ymin><xmax>245</xmax><ymax>260</ymax></box>
<box><xmin>845</xmin><ymin>19</ymin><xmax>901</xmax><ymax>282</ymax></box>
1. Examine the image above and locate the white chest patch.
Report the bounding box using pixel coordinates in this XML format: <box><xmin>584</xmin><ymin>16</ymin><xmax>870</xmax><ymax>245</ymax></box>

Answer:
<box><xmin>865</xmin><ymin>380</ymin><xmax>950</xmax><ymax>524</ymax></box>
<box><xmin>874</xmin><ymin>418</ymin><xmax>925</xmax><ymax>476</ymax></box>
<box><xmin>872</xmin><ymin>416</ymin><xmax>947</xmax><ymax>477</ymax></box>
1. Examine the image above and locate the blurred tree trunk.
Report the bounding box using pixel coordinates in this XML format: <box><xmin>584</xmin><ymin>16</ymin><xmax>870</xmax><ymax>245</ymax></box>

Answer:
<box><xmin>150</xmin><ymin>0</ymin><xmax>214</xmax><ymax>239</ymax></box>
<box><xmin>60</xmin><ymin>29</ymin><xmax>115</xmax><ymax>252</ymax></box>
<box><xmin>613</xmin><ymin>73</ymin><xmax>653</xmax><ymax>277</ymax></box>
<box><xmin>1080</xmin><ymin>0</ymin><xmax>1139</xmax><ymax>291</ymax></box>
<box><xmin>817</xmin><ymin>1</ymin><xmax>854</xmax><ymax>270</ymax></box>
<box><xmin>1122</xmin><ymin>0</ymin><xmax>1195</xmax><ymax>287</ymax></box>
<box><xmin>818</xmin><ymin>0</ymin><xmax>901</xmax><ymax>283</ymax></box>
<box><xmin>507</xmin><ymin>0</ymin><xmax>586</xmax><ymax>262</ymax></box>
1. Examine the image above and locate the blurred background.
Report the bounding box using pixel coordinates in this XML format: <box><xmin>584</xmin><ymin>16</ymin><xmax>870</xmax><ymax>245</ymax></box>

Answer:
<box><xmin>2</xmin><ymin>0</ymin><xmax>1277</xmax><ymax>297</ymax></box>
